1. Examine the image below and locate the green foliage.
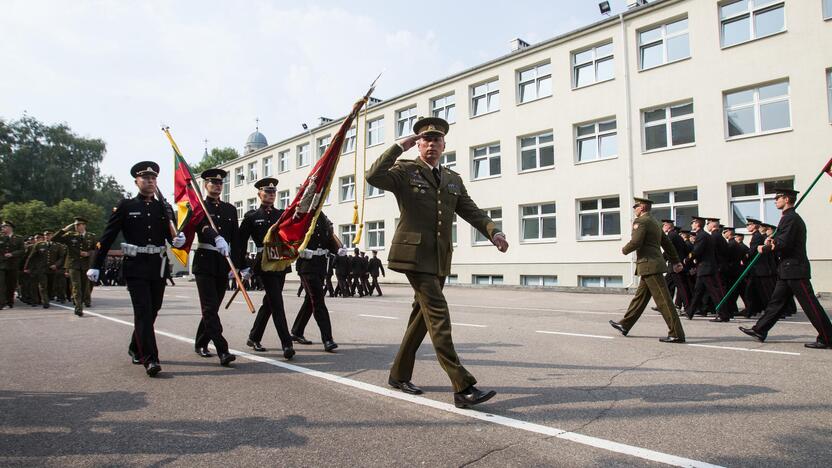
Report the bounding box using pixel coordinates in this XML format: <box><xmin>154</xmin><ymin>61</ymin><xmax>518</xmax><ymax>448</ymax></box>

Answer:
<box><xmin>0</xmin><ymin>198</ymin><xmax>104</xmax><ymax>237</ymax></box>
<box><xmin>192</xmin><ymin>147</ymin><xmax>240</xmax><ymax>175</ymax></box>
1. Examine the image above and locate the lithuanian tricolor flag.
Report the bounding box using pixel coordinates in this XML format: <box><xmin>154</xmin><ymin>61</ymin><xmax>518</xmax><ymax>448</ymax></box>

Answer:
<box><xmin>163</xmin><ymin>128</ymin><xmax>205</xmax><ymax>265</ymax></box>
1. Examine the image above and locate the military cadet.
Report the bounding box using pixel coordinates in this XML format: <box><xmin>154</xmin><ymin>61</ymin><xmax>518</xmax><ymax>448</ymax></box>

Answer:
<box><xmin>366</xmin><ymin>116</ymin><xmax>507</xmax><ymax>408</ymax></box>
<box><xmin>87</xmin><ymin>161</ymin><xmax>186</xmax><ymax>377</ymax></box>
<box><xmin>359</xmin><ymin>251</ymin><xmax>371</xmax><ymax>295</ymax></box>
<box><xmin>52</xmin><ymin>217</ymin><xmax>98</xmax><ymax>317</ymax></box>
<box><xmin>23</xmin><ymin>234</ymin><xmax>51</xmax><ymax>308</ymax></box>
<box><xmin>743</xmin><ymin>218</ymin><xmax>772</xmax><ymax>317</ymax></box>
<box><xmin>739</xmin><ymin>187</ymin><xmax>832</xmax><ymax>349</ymax></box>
<box><xmin>290</xmin><ymin>211</ymin><xmax>341</xmax><ymax>353</ymax></box>
<box><xmin>235</xmin><ymin>177</ymin><xmax>295</xmax><ymax>358</ymax></box>
<box><xmin>719</xmin><ymin>227</ymin><xmax>744</xmax><ymax>317</ymax></box>
<box><xmin>324</xmin><ymin>252</ymin><xmax>337</xmax><ymax>297</ymax></box>
<box><xmin>368</xmin><ymin>250</ymin><xmax>385</xmax><ymax>296</ymax></box>
<box><xmin>19</xmin><ymin>235</ymin><xmax>39</xmax><ymax>306</ymax></box>
<box><xmin>349</xmin><ymin>247</ymin><xmax>366</xmax><ymax>297</ymax></box>
<box><xmin>610</xmin><ymin>199</ymin><xmax>685</xmax><ymax>342</ymax></box>
<box><xmin>686</xmin><ymin>217</ymin><xmax>729</xmax><ymax>321</ymax></box>
<box><xmin>714</xmin><ymin>223</ymin><xmax>739</xmax><ymax>318</ymax></box>
<box><xmin>0</xmin><ymin>221</ymin><xmax>25</xmax><ymax>309</ymax></box>
<box><xmin>662</xmin><ymin>219</ymin><xmax>691</xmax><ymax>312</ymax></box>
<box><xmin>191</xmin><ymin>168</ymin><xmax>238</xmax><ymax>366</ymax></box>
<box><xmin>44</xmin><ymin>231</ymin><xmax>67</xmax><ymax>303</ymax></box>
<box><xmin>334</xmin><ymin>247</ymin><xmax>351</xmax><ymax>297</ymax></box>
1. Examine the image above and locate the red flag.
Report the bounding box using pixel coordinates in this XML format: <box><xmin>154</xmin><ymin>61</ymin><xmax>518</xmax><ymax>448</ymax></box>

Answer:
<box><xmin>164</xmin><ymin>128</ymin><xmax>205</xmax><ymax>265</ymax></box>
<box><xmin>824</xmin><ymin>156</ymin><xmax>832</xmax><ymax>177</ymax></box>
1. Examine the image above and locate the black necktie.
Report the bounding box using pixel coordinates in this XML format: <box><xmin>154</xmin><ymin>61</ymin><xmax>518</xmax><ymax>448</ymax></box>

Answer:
<box><xmin>432</xmin><ymin>167</ymin><xmax>441</xmax><ymax>186</ymax></box>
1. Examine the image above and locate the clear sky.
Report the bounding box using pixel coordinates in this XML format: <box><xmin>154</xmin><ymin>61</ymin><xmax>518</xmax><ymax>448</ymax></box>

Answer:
<box><xmin>0</xmin><ymin>0</ymin><xmax>632</xmax><ymax>197</ymax></box>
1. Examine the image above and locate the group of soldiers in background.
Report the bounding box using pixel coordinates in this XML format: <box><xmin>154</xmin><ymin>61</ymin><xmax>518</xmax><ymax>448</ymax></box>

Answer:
<box><xmin>299</xmin><ymin>247</ymin><xmax>385</xmax><ymax>298</ymax></box>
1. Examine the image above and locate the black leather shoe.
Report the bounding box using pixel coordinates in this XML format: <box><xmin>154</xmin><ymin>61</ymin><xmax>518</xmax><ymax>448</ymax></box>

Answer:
<box><xmin>323</xmin><ymin>340</ymin><xmax>338</xmax><ymax>352</ymax></box>
<box><xmin>738</xmin><ymin>326</ymin><xmax>766</xmax><ymax>342</ymax></box>
<box><xmin>608</xmin><ymin>320</ymin><xmax>628</xmax><ymax>336</ymax></box>
<box><xmin>659</xmin><ymin>336</ymin><xmax>685</xmax><ymax>343</ymax></box>
<box><xmin>804</xmin><ymin>341</ymin><xmax>831</xmax><ymax>349</ymax></box>
<box><xmin>43</xmin><ymin>303</ymin><xmax>50</xmax><ymax>309</ymax></box>
<box><xmin>219</xmin><ymin>353</ymin><xmax>236</xmax><ymax>366</ymax></box>
<box><xmin>650</xmin><ymin>306</ymin><xmax>659</xmax><ymax>312</ymax></box>
<box><xmin>246</xmin><ymin>339</ymin><xmax>267</xmax><ymax>352</ymax></box>
<box><xmin>74</xmin><ymin>309</ymin><xmax>83</xmax><ymax>317</ymax></box>
<box><xmin>128</xmin><ymin>350</ymin><xmax>141</xmax><ymax>365</ymax></box>
<box><xmin>146</xmin><ymin>361</ymin><xmax>162</xmax><ymax>377</ymax></box>
<box><xmin>283</xmin><ymin>347</ymin><xmax>296</xmax><ymax>359</ymax></box>
<box><xmin>195</xmin><ymin>346</ymin><xmax>212</xmax><ymax>358</ymax></box>
<box><xmin>388</xmin><ymin>377</ymin><xmax>423</xmax><ymax>395</ymax></box>
<box><xmin>709</xmin><ymin>317</ymin><xmax>730</xmax><ymax>322</ymax></box>
<box><xmin>292</xmin><ymin>335</ymin><xmax>313</xmax><ymax>345</ymax></box>
<box><xmin>454</xmin><ymin>386</ymin><xmax>496</xmax><ymax>409</ymax></box>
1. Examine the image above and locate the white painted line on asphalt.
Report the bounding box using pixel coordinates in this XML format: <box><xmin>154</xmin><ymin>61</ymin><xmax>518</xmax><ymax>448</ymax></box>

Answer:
<box><xmin>368</xmin><ymin>298</ymin><xmax>621</xmax><ymax>316</ymax></box>
<box><xmin>536</xmin><ymin>330</ymin><xmax>615</xmax><ymax>340</ymax></box>
<box><xmin>174</xmin><ymin>295</ymin><xmax>189</xmax><ymax>299</ymax></box>
<box><xmin>359</xmin><ymin>314</ymin><xmax>397</xmax><ymax>320</ymax></box>
<box><xmin>55</xmin><ymin>303</ymin><xmax>723</xmax><ymax>468</ymax></box>
<box><xmin>452</xmin><ymin>322</ymin><xmax>488</xmax><ymax>328</ymax></box>
<box><xmin>686</xmin><ymin>343</ymin><xmax>800</xmax><ymax>356</ymax></box>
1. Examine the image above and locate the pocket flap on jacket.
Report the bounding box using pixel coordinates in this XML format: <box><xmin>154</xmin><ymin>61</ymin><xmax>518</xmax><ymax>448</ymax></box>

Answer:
<box><xmin>392</xmin><ymin>231</ymin><xmax>422</xmax><ymax>245</ymax></box>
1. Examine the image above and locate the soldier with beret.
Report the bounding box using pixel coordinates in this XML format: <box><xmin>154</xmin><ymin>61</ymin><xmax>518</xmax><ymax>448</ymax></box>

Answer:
<box><xmin>87</xmin><ymin>162</ymin><xmax>187</xmax><ymax>376</ymax></box>
<box><xmin>0</xmin><ymin>221</ymin><xmax>26</xmax><ymax>309</ymax></box>
<box><xmin>52</xmin><ymin>217</ymin><xmax>98</xmax><ymax>317</ymax></box>
<box><xmin>367</xmin><ymin>116</ymin><xmax>508</xmax><ymax>408</ymax></box>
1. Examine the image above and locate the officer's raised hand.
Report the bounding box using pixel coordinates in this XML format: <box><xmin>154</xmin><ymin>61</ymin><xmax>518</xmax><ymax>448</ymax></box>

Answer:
<box><xmin>399</xmin><ymin>134</ymin><xmax>421</xmax><ymax>151</ymax></box>
<box><xmin>86</xmin><ymin>268</ymin><xmax>100</xmax><ymax>282</ymax></box>
<box><xmin>172</xmin><ymin>232</ymin><xmax>187</xmax><ymax>248</ymax></box>
<box><xmin>492</xmin><ymin>233</ymin><xmax>509</xmax><ymax>253</ymax></box>
<box><xmin>214</xmin><ymin>236</ymin><xmax>230</xmax><ymax>257</ymax></box>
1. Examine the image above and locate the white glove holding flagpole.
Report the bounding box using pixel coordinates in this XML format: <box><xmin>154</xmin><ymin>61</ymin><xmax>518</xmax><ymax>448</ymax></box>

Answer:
<box><xmin>172</xmin><ymin>232</ymin><xmax>186</xmax><ymax>248</ymax></box>
<box><xmin>214</xmin><ymin>236</ymin><xmax>230</xmax><ymax>257</ymax></box>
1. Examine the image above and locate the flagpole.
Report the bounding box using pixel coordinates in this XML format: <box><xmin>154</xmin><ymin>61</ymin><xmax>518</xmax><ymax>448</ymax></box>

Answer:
<box><xmin>715</xmin><ymin>156</ymin><xmax>832</xmax><ymax>312</ymax></box>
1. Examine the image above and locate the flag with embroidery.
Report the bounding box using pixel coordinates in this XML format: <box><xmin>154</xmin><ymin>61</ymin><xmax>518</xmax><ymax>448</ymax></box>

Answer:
<box><xmin>164</xmin><ymin>128</ymin><xmax>205</xmax><ymax>265</ymax></box>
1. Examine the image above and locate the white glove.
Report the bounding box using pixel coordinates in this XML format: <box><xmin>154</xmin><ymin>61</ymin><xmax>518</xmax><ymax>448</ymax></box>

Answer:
<box><xmin>86</xmin><ymin>269</ymin><xmax>100</xmax><ymax>282</ymax></box>
<box><xmin>240</xmin><ymin>267</ymin><xmax>252</xmax><ymax>279</ymax></box>
<box><xmin>172</xmin><ymin>232</ymin><xmax>187</xmax><ymax>248</ymax></box>
<box><xmin>214</xmin><ymin>236</ymin><xmax>230</xmax><ymax>257</ymax></box>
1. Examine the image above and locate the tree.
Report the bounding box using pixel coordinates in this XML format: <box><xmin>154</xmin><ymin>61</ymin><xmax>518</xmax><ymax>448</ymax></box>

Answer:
<box><xmin>192</xmin><ymin>147</ymin><xmax>240</xmax><ymax>175</ymax></box>
<box><xmin>0</xmin><ymin>199</ymin><xmax>104</xmax><ymax>237</ymax></box>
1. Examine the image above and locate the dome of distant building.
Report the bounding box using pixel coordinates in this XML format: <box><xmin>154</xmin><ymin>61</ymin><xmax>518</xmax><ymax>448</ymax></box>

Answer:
<box><xmin>244</xmin><ymin>129</ymin><xmax>268</xmax><ymax>155</ymax></box>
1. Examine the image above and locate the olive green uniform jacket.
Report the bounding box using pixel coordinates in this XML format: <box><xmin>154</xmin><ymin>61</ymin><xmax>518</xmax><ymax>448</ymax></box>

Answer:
<box><xmin>622</xmin><ymin>214</ymin><xmax>679</xmax><ymax>276</ymax></box>
<box><xmin>52</xmin><ymin>229</ymin><xmax>97</xmax><ymax>271</ymax></box>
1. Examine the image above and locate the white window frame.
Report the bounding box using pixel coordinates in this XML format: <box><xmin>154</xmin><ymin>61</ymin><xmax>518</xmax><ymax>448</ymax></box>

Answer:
<box><xmin>339</xmin><ymin>224</ymin><xmax>356</xmax><ymax>248</ymax></box>
<box><xmin>395</xmin><ymin>106</ymin><xmax>418</xmax><ymax>138</ymax></box>
<box><xmin>366</xmin><ymin>220</ymin><xmax>385</xmax><ymax>249</ymax></box>
<box><xmin>577</xmin><ymin>196</ymin><xmax>621</xmax><ymax>240</ymax></box>
<box><xmin>297</xmin><ymin>143</ymin><xmax>311</xmax><ymax>168</ymax></box>
<box><xmin>277</xmin><ymin>190</ymin><xmax>290</xmax><ymax>209</ymax></box>
<box><xmin>247</xmin><ymin>161</ymin><xmax>257</xmax><ymax>183</ymax></box>
<box><xmin>431</xmin><ymin>93</ymin><xmax>456</xmax><ymax>124</ymax></box>
<box><xmin>471</xmin><ymin>143</ymin><xmax>501</xmax><ymax>180</ymax></box>
<box><xmin>234</xmin><ymin>201</ymin><xmax>243</xmax><ymax>219</ymax></box>
<box><xmin>579</xmin><ymin>276</ymin><xmax>624</xmax><ymax>288</ymax></box>
<box><xmin>471</xmin><ymin>78</ymin><xmax>500</xmax><ymax>117</ymax></box>
<box><xmin>447</xmin><ymin>275</ymin><xmax>459</xmax><ymax>284</ymax></box>
<box><xmin>221</xmin><ymin>175</ymin><xmax>230</xmax><ymax>203</ymax></box>
<box><xmin>642</xmin><ymin>101</ymin><xmax>695</xmax><ymax>152</ymax></box>
<box><xmin>472</xmin><ymin>275</ymin><xmax>504</xmax><ymax>285</ymax></box>
<box><xmin>340</xmin><ymin>174</ymin><xmax>355</xmax><ymax>203</ymax></box>
<box><xmin>246</xmin><ymin>197</ymin><xmax>257</xmax><ymax>212</ymax></box>
<box><xmin>724</xmin><ymin>80</ymin><xmax>791</xmax><ymax>139</ymax></box>
<box><xmin>719</xmin><ymin>0</ymin><xmax>786</xmax><ymax>48</ymax></box>
<box><xmin>234</xmin><ymin>166</ymin><xmax>244</xmax><ymax>187</ymax></box>
<box><xmin>366</xmin><ymin>183</ymin><xmax>384</xmax><ymax>198</ymax></box>
<box><xmin>317</xmin><ymin>135</ymin><xmax>331</xmax><ymax>160</ymax></box>
<box><xmin>572</xmin><ymin>41</ymin><xmax>614</xmax><ymax>88</ymax></box>
<box><xmin>825</xmin><ymin>0</ymin><xmax>832</xmax><ymax>20</ymax></box>
<box><xmin>343</xmin><ymin>127</ymin><xmax>356</xmax><ymax>154</ymax></box>
<box><xmin>262</xmin><ymin>156</ymin><xmax>272</xmax><ymax>177</ymax></box>
<box><xmin>473</xmin><ymin>208</ymin><xmax>502</xmax><ymax>245</ymax></box>
<box><xmin>729</xmin><ymin>178</ymin><xmax>793</xmax><ymax>231</ymax></box>
<box><xmin>520</xmin><ymin>202</ymin><xmax>557</xmax><ymax>243</ymax></box>
<box><xmin>440</xmin><ymin>152</ymin><xmax>456</xmax><ymax>170</ymax></box>
<box><xmin>826</xmin><ymin>69</ymin><xmax>832</xmax><ymax>123</ymax></box>
<box><xmin>517</xmin><ymin>62</ymin><xmax>552</xmax><ymax>104</ymax></box>
<box><xmin>645</xmin><ymin>188</ymin><xmax>699</xmax><ymax>227</ymax></box>
<box><xmin>367</xmin><ymin>117</ymin><xmax>384</xmax><ymax>147</ymax></box>
<box><xmin>278</xmin><ymin>150</ymin><xmax>290</xmax><ymax>173</ymax></box>
<box><xmin>518</xmin><ymin>131</ymin><xmax>555</xmax><ymax>172</ymax></box>
<box><xmin>575</xmin><ymin>118</ymin><xmax>618</xmax><ymax>163</ymax></box>
<box><xmin>521</xmin><ymin>275</ymin><xmax>558</xmax><ymax>287</ymax></box>
<box><xmin>638</xmin><ymin>17</ymin><xmax>690</xmax><ymax>71</ymax></box>
<box><xmin>452</xmin><ymin>214</ymin><xmax>458</xmax><ymax>246</ymax></box>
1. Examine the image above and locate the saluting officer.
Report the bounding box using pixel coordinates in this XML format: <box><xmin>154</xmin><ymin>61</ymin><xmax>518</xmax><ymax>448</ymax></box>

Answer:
<box><xmin>366</xmin><ymin>116</ymin><xmax>508</xmax><ymax>408</ymax></box>
<box><xmin>0</xmin><ymin>221</ymin><xmax>26</xmax><ymax>309</ymax></box>
<box><xmin>23</xmin><ymin>234</ymin><xmax>51</xmax><ymax>308</ymax></box>
<box><xmin>192</xmin><ymin>168</ymin><xmax>238</xmax><ymax>366</ymax></box>
<box><xmin>235</xmin><ymin>177</ymin><xmax>295</xmax><ymax>358</ymax></box>
<box><xmin>52</xmin><ymin>217</ymin><xmax>97</xmax><ymax>317</ymax></box>
<box><xmin>87</xmin><ymin>162</ymin><xmax>186</xmax><ymax>377</ymax></box>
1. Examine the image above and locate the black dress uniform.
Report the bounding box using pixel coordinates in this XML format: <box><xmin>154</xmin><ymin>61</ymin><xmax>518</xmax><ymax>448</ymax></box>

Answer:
<box><xmin>192</xmin><ymin>170</ymin><xmax>239</xmax><ymax>365</ymax></box>
<box><xmin>291</xmin><ymin>212</ymin><xmax>339</xmax><ymax>351</ymax></box>
<box><xmin>666</xmin><ymin>225</ymin><xmax>691</xmax><ymax>309</ymax></box>
<box><xmin>368</xmin><ymin>254</ymin><xmax>385</xmax><ymax>296</ymax></box>
<box><xmin>745</xmin><ymin>223</ymin><xmax>775</xmax><ymax>316</ymax></box>
<box><xmin>324</xmin><ymin>253</ymin><xmax>336</xmax><ymax>297</ymax></box>
<box><xmin>687</xmin><ymin>220</ymin><xmax>729</xmax><ymax>321</ymax></box>
<box><xmin>349</xmin><ymin>251</ymin><xmax>366</xmax><ymax>296</ymax></box>
<box><xmin>92</xmin><ymin>162</ymin><xmax>173</xmax><ymax>375</ymax></box>
<box><xmin>334</xmin><ymin>251</ymin><xmax>350</xmax><ymax>297</ymax></box>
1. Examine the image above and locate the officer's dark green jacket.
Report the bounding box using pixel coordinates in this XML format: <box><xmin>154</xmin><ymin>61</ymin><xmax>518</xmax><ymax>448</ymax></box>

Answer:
<box><xmin>622</xmin><ymin>214</ymin><xmax>679</xmax><ymax>276</ymax></box>
<box><xmin>0</xmin><ymin>235</ymin><xmax>25</xmax><ymax>270</ymax></box>
<box><xmin>366</xmin><ymin>143</ymin><xmax>500</xmax><ymax>276</ymax></box>
<box><xmin>52</xmin><ymin>229</ymin><xmax>97</xmax><ymax>271</ymax></box>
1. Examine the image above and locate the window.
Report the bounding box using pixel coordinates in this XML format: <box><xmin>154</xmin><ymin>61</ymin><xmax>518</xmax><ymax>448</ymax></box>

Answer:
<box><xmin>472</xmin><ymin>144</ymin><xmax>501</xmax><ymax>179</ymax></box>
<box><xmin>247</xmin><ymin>162</ymin><xmax>257</xmax><ymax>183</ymax></box>
<box><xmin>339</xmin><ymin>224</ymin><xmax>356</xmax><ymax>248</ymax></box>
<box><xmin>646</xmin><ymin>188</ymin><xmax>699</xmax><ymax>228</ymax></box>
<box><xmin>638</xmin><ymin>17</ymin><xmax>690</xmax><ymax>70</ymax></box>
<box><xmin>340</xmin><ymin>175</ymin><xmax>355</xmax><ymax>202</ymax></box>
<box><xmin>576</xmin><ymin>119</ymin><xmax>617</xmax><ymax>162</ymax></box>
<box><xmin>827</xmin><ymin>69</ymin><xmax>832</xmax><ymax>122</ymax></box>
<box><xmin>277</xmin><ymin>190</ymin><xmax>290</xmax><ymax>209</ymax></box>
<box><xmin>474</xmin><ymin>208</ymin><xmax>502</xmax><ymax>244</ymax></box>
<box><xmin>724</xmin><ymin>80</ymin><xmax>790</xmax><ymax>138</ymax></box>
<box><xmin>367</xmin><ymin>221</ymin><xmax>385</xmax><ymax>249</ymax></box>
<box><xmin>432</xmin><ymin>94</ymin><xmax>456</xmax><ymax>123</ymax></box>
<box><xmin>221</xmin><ymin>175</ymin><xmax>230</xmax><ymax>203</ymax></box>
<box><xmin>234</xmin><ymin>201</ymin><xmax>243</xmax><ymax>219</ymax></box>
<box><xmin>473</xmin><ymin>275</ymin><xmax>503</xmax><ymax>285</ymax></box>
<box><xmin>579</xmin><ymin>276</ymin><xmax>624</xmax><ymax>288</ymax></box>
<box><xmin>573</xmin><ymin>42</ymin><xmax>614</xmax><ymax>88</ymax></box>
<box><xmin>234</xmin><ymin>167</ymin><xmax>244</xmax><ymax>186</ymax></box>
<box><xmin>367</xmin><ymin>118</ymin><xmax>384</xmax><ymax>146</ymax></box>
<box><xmin>343</xmin><ymin>128</ymin><xmax>356</xmax><ymax>154</ymax></box>
<box><xmin>317</xmin><ymin>135</ymin><xmax>331</xmax><ymax>159</ymax></box>
<box><xmin>246</xmin><ymin>198</ymin><xmax>257</xmax><ymax>212</ymax></box>
<box><xmin>825</xmin><ymin>0</ymin><xmax>832</xmax><ymax>19</ymax></box>
<box><xmin>521</xmin><ymin>203</ymin><xmax>556</xmax><ymax>241</ymax></box>
<box><xmin>278</xmin><ymin>150</ymin><xmax>290</xmax><ymax>173</ymax></box>
<box><xmin>262</xmin><ymin>156</ymin><xmax>272</xmax><ymax>177</ymax></box>
<box><xmin>518</xmin><ymin>62</ymin><xmax>552</xmax><ymax>103</ymax></box>
<box><xmin>297</xmin><ymin>143</ymin><xmax>311</xmax><ymax>167</ymax></box>
<box><xmin>447</xmin><ymin>275</ymin><xmax>458</xmax><ymax>284</ymax></box>
<box><xmin>578</xmin><ymin>197</ymin><xmax>621</xmax><ymax>239</ymax></box>
<box><xmin>324</xmin><ymin>190</ymin><xmax>332</xmax><ymax>206</ymax></box>
<box><xmin>729</xmin><ymin>178</ymin><xmax>793</xmax><ymax>229</ymax></box>
<box><xmin>471</xmin><ymin>79</ymin><xmax>500</xmax><ymax>116</ymax></box>
<box><xmin>643</xmin><ymin>101</ymin><xmax>695</xmax><ymax>151</ymax></box>
<box><xmin>521</xmin><ymin>275</ymin><xmax>558</xmax><ymax>287</ymax></box>
<box><xmin>452</xmin><ymin>214</ymin><xmax>458</xmax><ymax>245</ymax></box>
<box><xmin>519</xmin><ymin>132</ymin><xmax>554</xmax><ymax>171</ymax></box>
<box><xmin>720</xmin><ymin>0</ymin><xmax>785</xmax><ymax>48</ymax></box>
<box><xmin>396</xmin><ymin>106</ymin><xmax>417</xmax><ymax>138</ymax></box>
<box><xmin>441</xmin><ymin>152</ymin><xmax>456</xmax><ymax>170</ymax></box>
<box><xmin>367</xmin><ymin>183</ymin><xmax>384</xmax><ymax>198</ymax></box>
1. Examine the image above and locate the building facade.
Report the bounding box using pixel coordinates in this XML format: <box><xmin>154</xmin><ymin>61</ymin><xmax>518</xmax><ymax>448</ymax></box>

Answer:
<box><xmin>217</xmin><ymin>0</ymin><xmax>832</xmax><ymax>292</ymax></box>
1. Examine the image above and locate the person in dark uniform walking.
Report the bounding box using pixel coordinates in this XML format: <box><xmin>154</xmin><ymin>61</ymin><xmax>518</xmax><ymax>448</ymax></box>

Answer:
<box><xmin>87</xmin><ymin>161</ymin><xmax>186</xmax><ymax>376</ymax></box>
<box><xmin>0</xmin><ymin>221</ymin><xmax>25</xmax><ymax>309</ymax></box>
<box><xmin>191</xmin><ymin>169</ymin><xmax>238</xmax><ymax>367</ymax></box>
<box><xmin>236</xmin><ymin>177</ymin><xmax>295</xmax><ymax>359</ymax></box>
<box><xmin>324</xmin><ymin>252</ymin><xmax>337</xmax><ymax>297</ymax></box>
<box><xmin>367</xmin><ymin>116</ymin><xmax>508</xmax><ymax>408</ymax></box>
<box><xmin>367</xmin><ymin>250</ymin><xmax>385</xmax><ymax>296</ymax></box>
<box><xmin>714</xmin><ymin>224</ymin><xmax>739</xmax><ymax>318</ymax></box>
<box><xmin>334</xmin><ymin>248</ymin><xmax>351</xmax><ymax>297</ymax></box>
<box><xmin>22</xmin><ymin>234</ymin><xmax>51</xmax><ymax>308</ymax></box>
<box><xmin>349</xmin><ymin>248</ymin><xmax>366</xmax><ymax>297</ymax></box>
<box><xmin>359</xmin><ymin>251</ymin><xmax>371</xmax><ymax>295</ymax></box>
<box><xmin>663</xmin><ymin>219</ymin><xmax>691</xmax><ymax>312</ymax></box>
<box><xmin>45</xmin><ymin>231</ymin><xmax>67</xmax><ymax>303</ymax></box>
<box><xmin>290</xmin><ymin>211</ymin><xmax>341</xmax><ymax>352</ymax></box>
<box><xmin>743</xmin><ymin>218</ymin><xmax>774</xmax><ymax>317</ymax></box>
<box><xmin>52</xmin><ymin>217</ymin><xmax>97</xmax><ymax>317</ymax></box>
<box><xmin>686</xmin><ymin>217</ymin><xmax>729</xmax><ymax>322</ymax></box>
<box><xmin>739</xmin><ymin>187</ymin><xmax>832</xmax><ymax>349</ymax></box>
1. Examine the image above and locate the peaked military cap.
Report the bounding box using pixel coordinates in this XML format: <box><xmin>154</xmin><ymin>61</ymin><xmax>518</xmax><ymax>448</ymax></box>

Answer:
<box><xmin>201</xmin><ymin>168</ymin><xmax>227</xmax><ymax>182</ymax></box>
<box><xmin>761</xmin><ymin>223</ymin><xmax>776</xmax><ymax>229</ymax></box>
<box><xmin>1</xmin><ymin>220</ymin><xmax>15</xmax><ymax>229</ymax></box>
<box><xmin>632</xmin><ymin>197</ymin><xmax>653</xmax><ymax>208</ymax></box>
<box><xmin>74</xmin><ymin>216</ymin><xmax>89</xmax><ymax>224</ymax></box>
<box><xmin>131</xmin><ymin>161</ymin><xmax>160</xmax><ymax>177</ymax></box>
<box><xmin>660</xmin><ymin>219</ymin><xmax>675</xmax><ymax>224</ymax></box>
<box><xmin>691</xmin><ymin>216</ymin><xmax>706</xmax><ymax>224</ymax></box>
<box><xmin>706</xmin><ymin>217</ymin><xmax>721</xmax><ymax>223</ymax></box>
<box><xmin>722</xmin><ymin>226</ymin><xmax>735</xmax><ymax>232</ymax></box>
<box><xmin>412</xmin><ymin>116</ymin><xmax>449</xmax><ymax>137</ymax></box>
<box><xmin>254</xmin><ymin>177</ymin><xmax>279</xmax><ymax>190</ymax></box>
<box><xmin>745</xmin><ymin>218</ymin><xmax>762</xmax><ymax>224</ymax></box>
<box><xmin>773</xmin><ymin>186</ymin><xmax>799</xmax><ymax>198</ymax></box>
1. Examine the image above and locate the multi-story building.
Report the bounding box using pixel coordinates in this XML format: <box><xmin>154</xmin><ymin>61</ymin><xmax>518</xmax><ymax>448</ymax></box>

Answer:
<box><xmin>216</xmin><ymin>0</ymin><xmax>832</xmax><ymax>292</ymax></box>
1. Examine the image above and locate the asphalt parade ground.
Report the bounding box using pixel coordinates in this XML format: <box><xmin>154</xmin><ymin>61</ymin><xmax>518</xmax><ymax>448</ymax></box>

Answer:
<box><xmin>1</xmin><ymin>282</ymin><xmax>831</xmax><ymax>467</ymax></box>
